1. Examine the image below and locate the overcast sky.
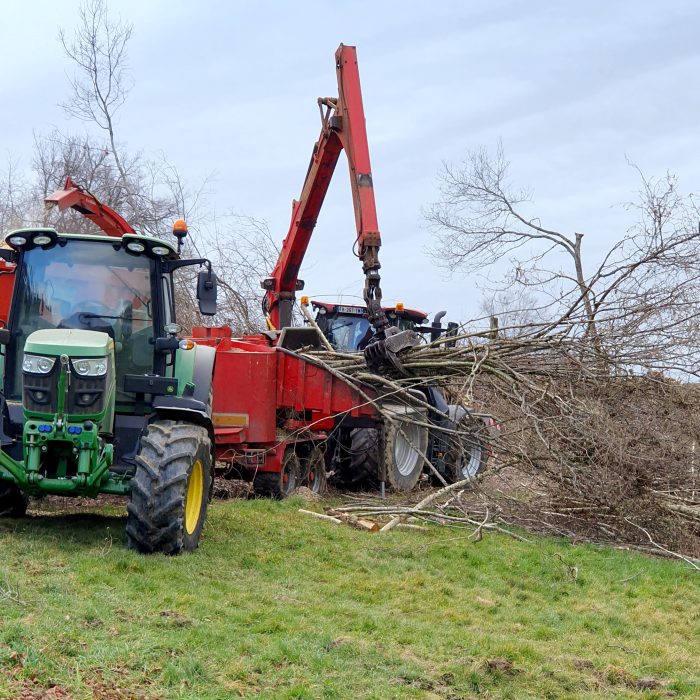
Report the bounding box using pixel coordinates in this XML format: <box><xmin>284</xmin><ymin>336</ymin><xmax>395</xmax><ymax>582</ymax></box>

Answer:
<box><xmin>2</xmin><ymin>1</ymin><xmax>699</xmax><ymax>324</ymax></box>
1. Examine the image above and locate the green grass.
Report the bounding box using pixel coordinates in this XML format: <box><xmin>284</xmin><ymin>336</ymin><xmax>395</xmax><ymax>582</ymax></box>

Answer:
<box><xmin>0</xmin><ymin>497</ymin><xmax>698</xmax><ymax>699</ymax></box>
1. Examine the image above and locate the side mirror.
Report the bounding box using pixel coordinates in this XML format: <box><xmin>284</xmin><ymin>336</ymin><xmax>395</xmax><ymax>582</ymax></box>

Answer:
<box><xmin>197</xmin><ymin>269</ymin><xmax>217</xmax><ymax>316</ymax></box>
<box><xmin>0</xmin><ymin>328</ymin><xmax>11</xmax><ymax>345</ymax></box>
<box><xmin>0</xmin><ymin>248</ymin><xmax>17</xmax><ymax>263</ymax></box>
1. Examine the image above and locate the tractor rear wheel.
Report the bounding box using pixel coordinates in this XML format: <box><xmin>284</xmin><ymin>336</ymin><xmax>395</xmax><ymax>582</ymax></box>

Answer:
<box><xmin>348</xmin><ymin>428</ymin><xmax>380</xmax><ymax>487</ymax></box>
<box><xmin>349</xmin><ymin>419</ymin><xmax>428</xmax><ymax>492</ymax></box>
<box><xmin>445</xmin><ymin>415</ymin><xmax>487</xmax><ymax>482</ymax></box>
<box><xmin>253</xmin><ymin>449</ymin><xmax>300</xmax><ymax>499</ymax></box>
<box><xmin>302</xmin><ymin>446</ymin><xmax>327</xmax><ymax>495</ymax></box>
<box><xmin>0</xmin><ymin>482</ymin><xmax>28</xmax><ymax>518</ymax></box>
<box><xmin>126</xmin><ymin>420</ymin><xmax>212</xmax><ymax>555</ymax></box>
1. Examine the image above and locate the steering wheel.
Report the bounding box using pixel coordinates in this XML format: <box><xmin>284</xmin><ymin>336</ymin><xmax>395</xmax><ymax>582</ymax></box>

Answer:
<box><xmin>59</xmin><ymin>301</ymin><xmax>115</xmax><ymax>340</ymax></box>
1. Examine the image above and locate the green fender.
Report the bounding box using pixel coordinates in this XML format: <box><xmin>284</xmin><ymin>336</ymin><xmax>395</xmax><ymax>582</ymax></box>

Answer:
<box><xmin>152</xmin><ymin>344</ymin><xmax>216</xmax><ymax>431</ymax></box>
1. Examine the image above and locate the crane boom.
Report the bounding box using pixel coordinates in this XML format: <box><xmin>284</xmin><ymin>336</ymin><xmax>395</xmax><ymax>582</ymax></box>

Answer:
<box><xmin>44</xmin><ymin>177</ymin><xmax>135</xmax><ymax>238</ymax></box>
<box><xmin>262</xmin><ymin>44</ymin><xmax>389</xmax><ymax>333</ymax></box>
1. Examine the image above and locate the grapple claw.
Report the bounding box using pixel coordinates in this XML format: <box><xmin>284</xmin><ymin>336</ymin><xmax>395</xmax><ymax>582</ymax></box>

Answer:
<box><xmin>363</xmin><ymin>327</ymin><xmax>420</xmax><ymax>375</ymax></box>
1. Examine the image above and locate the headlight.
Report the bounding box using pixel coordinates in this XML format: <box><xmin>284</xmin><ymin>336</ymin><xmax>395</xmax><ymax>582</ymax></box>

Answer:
<box><xmin>22</xmin><ymin>354</ymin><xmax>56</xmax><ymax>374</ymax></box>
<box><xmin>72</xmin><ymin>357</ymin><xmax>108</xmax><ymax>377</ymax></box>
<box><xmin>8</xmin><ymin>235</ymin><xmax>27</xmax><ymax>248</ymax></box>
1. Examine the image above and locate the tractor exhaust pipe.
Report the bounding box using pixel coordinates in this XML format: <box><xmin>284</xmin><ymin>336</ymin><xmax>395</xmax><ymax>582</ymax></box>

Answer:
<box><xmin>431</xmin><ymin>310</ymin><xmax>447</xmax><ymax>343</ymax></box>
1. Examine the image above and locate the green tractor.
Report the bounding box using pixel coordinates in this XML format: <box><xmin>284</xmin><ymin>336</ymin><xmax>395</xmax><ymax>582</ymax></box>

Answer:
<box><xmin>0</xmin><ymin>223</ymin><xmax>218</xmax><ymax>554</ymax></box>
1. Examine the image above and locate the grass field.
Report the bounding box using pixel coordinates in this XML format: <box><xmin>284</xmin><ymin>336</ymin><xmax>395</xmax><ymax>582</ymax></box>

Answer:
<box><xmin>0</xmin><ymin>495</ymin><xmax>697</xmax><ymax>699</ymax></box>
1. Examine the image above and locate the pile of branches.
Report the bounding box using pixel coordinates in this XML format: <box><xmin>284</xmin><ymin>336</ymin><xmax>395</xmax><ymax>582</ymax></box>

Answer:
<box><xmin>301</xmin><ymin>327</ymin><xmax>700</xmax><ymax>567</ymax></box>
<box><xmin>306</xmin><ymin>328</ymin><xmax>600</xmax><ymax>383</ymax></box>
<box><xmin>320</xmin><ymin>478</ymin><xmax>530</xmax><ymax>542</ymax></box>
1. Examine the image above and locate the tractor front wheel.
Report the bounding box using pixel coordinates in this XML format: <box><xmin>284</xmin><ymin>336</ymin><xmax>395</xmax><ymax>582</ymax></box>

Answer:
<box><xmin>0</xmin><ymin>482</ymin><xmax>28</xmax><ymax>518</ymax></box>
<box><xmin>384</xmin><ymin>419</ymin><xmax>428</xmax><ymax>491</ymax></box>
<box><xmin>445</xmin><ymin>415</ymin><xmax>487</xmax><ymax>482</ymax></box>
<box><xmin>349</xmin><ymin>419</ymin><xmax>428</xmax><ymax>492</ymax></box>
<box><xmin>126</xmin><ymin>420</ymin><xmax>212</xmax><ymax>555</ymax></box>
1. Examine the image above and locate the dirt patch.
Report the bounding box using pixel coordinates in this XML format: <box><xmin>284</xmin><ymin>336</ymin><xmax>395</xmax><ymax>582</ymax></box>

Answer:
<box><xmin>27</xmin><ymin>494</ymin><xmax>126</xmax><ymax>516</ymax></box>
<box><xmin>10</xmin><ymin>676</ymin><xmax>151</xmax><ymax>700</ymax></box>
<box><xmin>212</xmin><ymin>478</ymin><xmax>253</xmax><ymax>500</ymax></box>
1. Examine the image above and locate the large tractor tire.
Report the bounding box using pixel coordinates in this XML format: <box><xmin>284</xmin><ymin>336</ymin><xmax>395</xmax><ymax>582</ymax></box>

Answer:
<box><xmin>253</xmin><ymin>449</ymin><xmax>300</xmax><ymax>499</ymax></box>
<box><xmin>348</xmin><ymin>428</ymin><xmax>380</xmax><ymax>487</ymax></box>
<box><xmin>301</xmin><ymin>446</ymin><xmax>327</xmax><ymax>495</ymax></box>
<box><xmin>126</xmin><ymin>420</ymin><xmax>212</xmax><ymax>555</ymax></box>
<box><xmin>350</xmin><ymin>416</ymin><xmax>428</xmax><ymax>492</ymax></box>
<box><xmin>0</xmin><ymin>482</ymin><xmax>28</xmax><ymax>518</ymax></box>
<box><xmin>445</xmin><ymin>413</ymin><xmax>487</xmax><ymax>482</ymax></box>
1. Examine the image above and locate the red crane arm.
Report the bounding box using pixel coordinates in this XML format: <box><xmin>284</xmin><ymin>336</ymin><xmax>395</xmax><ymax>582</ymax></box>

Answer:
<box><xmin>264</xmin><ymin>44</ymin><xmax>388</xmax><ymax>331</ymax></box>
<box><xmin>44</xmin><ymin>177</ymin><xmax>135</xmax><ymax>238</ymax></box>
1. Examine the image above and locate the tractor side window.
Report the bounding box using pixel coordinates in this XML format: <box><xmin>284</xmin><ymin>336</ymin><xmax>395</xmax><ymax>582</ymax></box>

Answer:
<box><xmin>161</xmin><ymin>277</ymin><xmax>173</xmax><ymax>326</ymax></box>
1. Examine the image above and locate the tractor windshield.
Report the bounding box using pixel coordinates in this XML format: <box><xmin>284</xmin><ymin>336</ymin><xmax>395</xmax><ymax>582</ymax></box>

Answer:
<box><xmin>324</xmin><ymin>316</ymin><xmax>373</xmax><ymax>352</ymax></box>
<box><xmin>8</xmin><ymin>240</ymin><xmax>155</xmax><ymax>403</ymax></box>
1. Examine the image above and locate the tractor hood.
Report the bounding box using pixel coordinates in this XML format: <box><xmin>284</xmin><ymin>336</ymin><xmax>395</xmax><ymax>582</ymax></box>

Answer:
<box><xmin>24</xmin><ymin>329</ymin><xmax>114</xmax><ymax>357</ymax></box>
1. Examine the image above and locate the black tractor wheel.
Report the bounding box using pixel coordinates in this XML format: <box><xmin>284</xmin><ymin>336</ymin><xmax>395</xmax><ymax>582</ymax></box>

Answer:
<box><xmin>445</xmin><ymin>414</ymin><xmax>487</xmax><ymax>482</ymax></box>
<box><xmin>253</xmin><ymin>449</ymin><xmax>300</xmax><ymax>499</ymax></box>
<box><xmin>349</xmin><ymin>418</ymin><xmax>428</xmax><ymax>492</ymax></box>
<box><xmin>126</xmin><ymin>420</ymin><xmax>212</xmax><ymax>555</ymax></box>
<box><xmin>348</xmin><ymin>428</ymin><xmax>380</xmax><ymax>487</ymax></box>
<box><xmin>302</xmin><ymin>446</ymin><xmax>327</xmax><ymax>495</ymax></box>
<box><xmin>0</xmin><ymin>482</ymin><xmax>28</xmax><ymax>518</ymax></box>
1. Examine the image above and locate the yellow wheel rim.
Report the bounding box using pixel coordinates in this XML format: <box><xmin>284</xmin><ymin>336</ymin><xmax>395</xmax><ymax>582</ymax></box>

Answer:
<box><xmin>185</xmin><ymin>459</ymin><xmax>204</xmax><ymax>535</ymax></box>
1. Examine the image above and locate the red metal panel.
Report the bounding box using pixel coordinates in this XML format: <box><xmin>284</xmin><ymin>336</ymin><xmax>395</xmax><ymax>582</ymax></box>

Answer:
<box><xmin>0</xmin><ymin>263</ymin><xmax>15</xmax><ymax>325</ymax></box>
<box><xmin>334</xmin><ymin>45</ymin><xmax>381</xmax><ymax>252</ymax></box>
<box><xmin>211</xmin><ymin>350</ymin><xmax>277</xmax><ymax>444</ymax></box>
<box><xmin>275</xmin><ymin>351</ymin><xmax>378</xmax><ymax>418</ymax></box>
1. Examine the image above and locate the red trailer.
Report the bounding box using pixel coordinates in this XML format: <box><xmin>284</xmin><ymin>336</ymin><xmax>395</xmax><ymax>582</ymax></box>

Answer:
<box><xmin>189</xmin><ymin>44</ymin><xmax>492</xmax><ymax>495</ymax></box>
<box><xmin>190</xmin><ymin>325</ymin><xmax>390</xmax><ymax>495</ymax></box>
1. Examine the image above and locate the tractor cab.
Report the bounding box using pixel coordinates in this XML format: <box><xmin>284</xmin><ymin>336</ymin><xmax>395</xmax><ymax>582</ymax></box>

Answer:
<box><xmin>310</xmin><ymin>301</ymin><xmax>429</xmax><ymax>352</ymax></box>
<box><xmin>0</xmin><ymin>228</ymin><xmax>217</xmax><ymax>434</ymax></box>
<box><xmin>2</xmin><ymin>231</ymin><xmax>168</xmax><ymax>408</ymax></box>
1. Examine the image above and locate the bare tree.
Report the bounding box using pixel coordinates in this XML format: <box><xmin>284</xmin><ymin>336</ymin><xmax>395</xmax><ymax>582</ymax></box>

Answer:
<box><xmin>0</xmin><ymin>157</ymin><xmax>30</xmax><ymax>233</ymax></box>
<box><xmin>478</xmin><ymin>288</ymin><xmax>545</xmax><ymax>338</ymax></box>
<box><xmin>2</xmin><ymin>0</ymin><xmax>281</xmax><ymax>336</ymax></box>
<box><xmin>203</xmin><ymin>214</ymin><xmax>281</xmax><ymax>334</ymax></box>
<box><xmin>427</xmin><ymin>146</ymin><xmax>700</xmax><ymax>373</ymax></box>
<box><xmin>426</xmin><ymin>144</ymin><xmax>598</xmax><ymax>332</ymax></box>
<box><xmin>59</xmin><ymin>0</ymin><xmax>135</xmax><ymax>210</ymax></box>
<box><xmin>413</xmin><ymin>144</ymin><xmax>700</xmax><ymax>560</ymax></box>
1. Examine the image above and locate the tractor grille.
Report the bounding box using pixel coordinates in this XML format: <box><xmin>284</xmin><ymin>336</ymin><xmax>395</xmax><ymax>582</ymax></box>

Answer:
<box><xmin>23</xmin><ymin>362</ymin><xmax>112</xmax><ymax>417</ymax></box>
<box><xmin>66</xmin><ymin>373</ymin><xmax>109</xmax><ymax>416</ymax></box>
<box><xmin>23</xmin><ymin>367</ymin><xmax>58</xmax><ymax>414</ymax></box>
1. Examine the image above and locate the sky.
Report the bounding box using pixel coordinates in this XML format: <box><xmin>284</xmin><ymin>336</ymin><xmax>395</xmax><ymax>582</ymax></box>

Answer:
<box><xmin>1</xmin><ymin>0</ymin><xmax>700</xmax><ymax>325</ymax></box>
